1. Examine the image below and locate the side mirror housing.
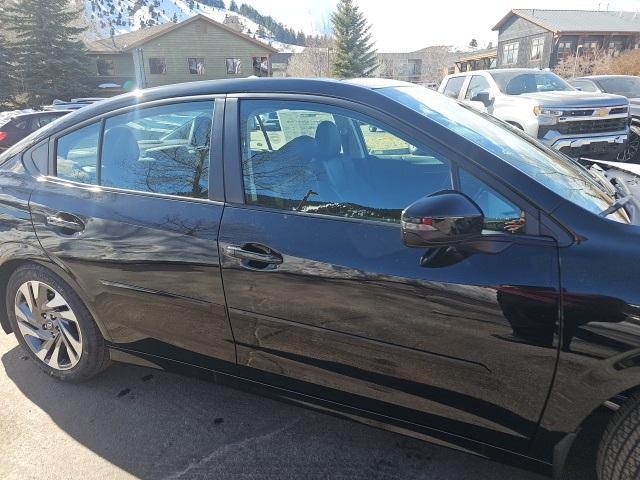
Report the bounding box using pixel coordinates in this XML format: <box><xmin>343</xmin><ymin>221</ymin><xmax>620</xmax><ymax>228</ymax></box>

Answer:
<box><xmin>471</xmin><ymin>91</ymin><xmax>494</xmax><ymax>107</ymax></box>
<box><xmin>401</xmin><ymin>191</ymin><xmax>484</xmax><ymax>248</ymax></box>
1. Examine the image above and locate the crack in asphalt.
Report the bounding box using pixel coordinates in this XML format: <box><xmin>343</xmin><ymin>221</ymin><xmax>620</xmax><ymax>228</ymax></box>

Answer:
<box><xmin>162</xmin><ymin>416</ymin><xmax>304</xmax><ymax>480</ymax></box>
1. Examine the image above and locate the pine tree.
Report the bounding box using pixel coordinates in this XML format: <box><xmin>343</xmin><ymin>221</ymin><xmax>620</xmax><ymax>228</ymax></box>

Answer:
<box><xmin>2</xmin><ymin>0</ymin><xmax>93</xmax><ymax>107</ymax></box>
<box><xmin>0</xmin><ymin>34</ymin><xmax>14</xmax><ymax>108</ymax></box>
<box><xmin>229</xmin><ymin>0</ymin><xmax>238</xmax><ymax>12</ymax></box>
<box><xmin>172</xmin><ymin>12</ymin><xmax>178</xmax><ymax>23</ymax></box>
<box><xmin>331</xmin><ymin>0</ymin><xmax>377</xmax><ymax>78</ymax></box>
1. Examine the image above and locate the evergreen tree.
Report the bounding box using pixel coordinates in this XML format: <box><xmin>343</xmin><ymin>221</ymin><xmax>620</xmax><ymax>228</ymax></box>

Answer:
<box><xmin>0</xmin><ymin>34</ymin><xmax>14</xmax><ymax>108</ymax></box>
<box><xmin>2</xmin><ymin>0</ymin><xmax>93</xmax><ymax>107</ymax></box>
<box><xmin>229</xmin><ymin>0</ymin><xmax>238</xmax><ymax>12</ymax></box>
<box><xmin>172</xmin><ymin>12</ymin><xmax>178</xmax><ymax>23</ymax></box>
<box><xmin>469</xmin><ymin>38</ymin><xmax>478</xmax><ymax>49</ymax></box>
<box><xmin>331</xmin><ymin>0</ymin><xmax>376</xmax><ymax>78</ymax></box>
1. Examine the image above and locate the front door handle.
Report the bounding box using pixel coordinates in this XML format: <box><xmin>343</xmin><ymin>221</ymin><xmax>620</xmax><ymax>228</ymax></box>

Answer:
<box><xmin>225</xmin><ymin>245</ymin><xmax>283</xmax><ymax>265</ymax></box>
<box><xmin>45</xmin><ymin>213</ymin><xmax>85</xmax><ymax>233</ymax></box>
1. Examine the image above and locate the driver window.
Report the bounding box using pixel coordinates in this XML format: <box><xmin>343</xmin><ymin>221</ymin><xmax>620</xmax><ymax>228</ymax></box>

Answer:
<box><xmin>100</xmin><ymin>101</ymin><xmax>214</xmax><ymax>198</ymax></box>
<box><xmin>241</xmin><ymin>100</ymin><xmax>452</xmax><ymax>223</ymax></box>
<box><xmin>459</xmin><ymin>169</ymin><xmax>525</xmax><ymax>234</ymax></box>
<box><xmin>465</xmin><ymin>75</ymin><xmax>491</xmax><ymax>100</ymax></box>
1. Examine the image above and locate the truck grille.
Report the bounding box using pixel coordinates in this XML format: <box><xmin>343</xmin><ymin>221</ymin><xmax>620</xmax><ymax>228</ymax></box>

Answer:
<box><xmin>556</xmin><ymin>118</ymin><xmax>628</xmax><ymax>135</ymax></box>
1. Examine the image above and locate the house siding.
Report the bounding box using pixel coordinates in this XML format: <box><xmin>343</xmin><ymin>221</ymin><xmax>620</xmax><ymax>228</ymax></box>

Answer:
<box><xmin>136</xmin><ymin>18</ymin><xmax>273</xmax><ymax>88</ymax></box>
<box><xmin>496</xmin><ymin>16</ymin><xmax>554</xmax><ymax>68</ymax></box>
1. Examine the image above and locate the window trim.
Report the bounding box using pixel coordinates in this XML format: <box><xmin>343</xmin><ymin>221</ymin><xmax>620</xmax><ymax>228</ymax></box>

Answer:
<box><xmin>502</xmin><ymin>41</ymin><xmax>520</xmax><ymax>65</ymax></box>
<box><xmin>224</xmin><ymin>93</ymin><xmax>541</xmax><ymax>236</ymax></box>
<box><xmin>46</xmin><ymin>95</ymin><xmax>225</xmax><ymax>203</ymax></box>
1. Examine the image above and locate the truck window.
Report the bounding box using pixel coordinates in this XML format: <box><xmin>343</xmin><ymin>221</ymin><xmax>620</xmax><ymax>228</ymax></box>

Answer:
<box><xmin>443</xmin><ymin>77</ymin><xmax>465</xmax><ymax>99</ymax></box>
<box><xmin>465</xmin><ymin>76</ymin><xmax>491</xmax><ymax>100</ymax></box>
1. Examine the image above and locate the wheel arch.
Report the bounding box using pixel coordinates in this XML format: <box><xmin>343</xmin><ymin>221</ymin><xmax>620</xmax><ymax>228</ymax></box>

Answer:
<box><xmin>0</xmin><ymin>253</ymin><xmax>112</xmax><ymax>341</ymax></box>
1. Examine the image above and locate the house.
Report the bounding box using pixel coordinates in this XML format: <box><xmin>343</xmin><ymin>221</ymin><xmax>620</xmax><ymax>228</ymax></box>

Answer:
<box><xmin>377</xmin><ymin>46</ymin><xmax>462</xmax><ymax>86</ymax></box>
<box><xmin>493</xmin><ymin>9</ymin><xmax>640</xmax><ymax>69</ymax></box>
<box><xmin>85</xmin><ymin>14</ymin><xmax>278</xmax><ymax>95</ymax></box>
<box><xmin>270</xmin><ymin>52</ymin><xmax>294</xmax><ymax>77</ymax></box>
<box><xmin>452</xmin><ymin>47</ymin><xmax>497</xmax><ymax>74</ymax></box>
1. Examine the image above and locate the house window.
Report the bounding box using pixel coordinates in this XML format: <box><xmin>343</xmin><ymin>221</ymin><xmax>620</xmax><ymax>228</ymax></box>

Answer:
<box><xmin>149</xmin><ymin>57</ymin><xmax>167</xmax><ymax>75</ymax></box>
<box><xmin>226</xmin><ymin>58</ymin><xmax>242</xmax><ymax>75</ymax></box>
<box><xmin>96</xmin><ymin>58</ymin><xmax>115</xmax><ymax>76</ymax></box>
<box><xmin>188</xmin><ymin>57</ymin><xmax>206</xmax><ymax>75</ymax></box>
<box><xmin>530</xmin><ymin>37</ymin><xmax>545</xmax><ymax>61</ymax></box>
<box><xmin>608</xmin><ymin>40</ymin><xmax>625</xmax><ymax>57</ymax></box>
<box><xmin>252</xmin><ymin>56</ymin><xmax>269</xmax><ymax>76</ymax></box>
<box><xmin>557</xmin><ymin>41</ymin><xmax>573</xmax><ymax>62</ymax></box>
<box><xmin>502</xmin><ymin>42</ymin><xmax>519</xmax><ymax>65</ymax></box>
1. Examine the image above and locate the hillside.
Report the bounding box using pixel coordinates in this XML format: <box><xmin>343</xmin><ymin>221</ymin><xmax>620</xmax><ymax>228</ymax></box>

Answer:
<box><xmin>80</xmin><ymin>0</ymin><xmax>304</xmax><ymax>52</ymax></box>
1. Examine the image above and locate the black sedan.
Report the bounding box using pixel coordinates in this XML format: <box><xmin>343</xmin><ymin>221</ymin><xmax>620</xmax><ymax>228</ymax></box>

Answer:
<box><xmin>570</xmin><ymin>75</ymin><xmax>640</xmax><ymax>162</ymax></box>
<box><xmin>0</xmin><ymin>110</ymin><xmax>71</xmax><ymax>152</ymax></box>
<box><xmin>0</xmin><ymin>78</ymin><xmax>639</xmax><ymax>480</ymax></box>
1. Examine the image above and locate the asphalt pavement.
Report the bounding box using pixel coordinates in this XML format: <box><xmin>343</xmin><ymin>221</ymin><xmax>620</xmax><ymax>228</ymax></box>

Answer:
<box><xmin>0</xmin><ymin>333</ymin><xmax>599</xmax><ymax>480</ymax></box>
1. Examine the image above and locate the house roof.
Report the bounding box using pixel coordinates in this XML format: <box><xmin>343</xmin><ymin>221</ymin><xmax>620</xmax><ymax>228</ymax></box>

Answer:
<box><xmin>86</xmin><ymin>14</ymin><xmax>278</xmax><ymax>54</ymax></box>
<box><xmin>459</xmin><ymin>47</ymin><xmax>497</xmax><ymax>62</ymax></box>
<box><xmin>493</xmin><ymin>9</ymin><xmax>640</xmax><ymax>33</ymax></box>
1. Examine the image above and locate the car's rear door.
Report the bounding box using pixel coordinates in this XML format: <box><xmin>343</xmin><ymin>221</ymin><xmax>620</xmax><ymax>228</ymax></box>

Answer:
<box><xmin>219</xmin><ymin>94</ymin><xmax>560</xmax><ymax>453</ymax></box>
<box><xmin>29</xmin><ymin>97</ymin><xmax>236</xmax><ymax>365</ymax></box>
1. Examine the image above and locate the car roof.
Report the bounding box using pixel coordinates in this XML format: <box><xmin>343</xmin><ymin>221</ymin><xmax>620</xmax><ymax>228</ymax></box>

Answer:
<box><xmin>34</xmin><ymin>77</ymin><xmax>418</xmax><ymax>138</ymax></box>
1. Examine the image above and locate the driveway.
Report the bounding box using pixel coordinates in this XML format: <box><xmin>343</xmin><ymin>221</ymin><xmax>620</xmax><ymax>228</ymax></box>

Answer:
<box><xmin>0</xmin><ymin>333</ymin><xmax>597</xmax><ymax>480</ymax></box>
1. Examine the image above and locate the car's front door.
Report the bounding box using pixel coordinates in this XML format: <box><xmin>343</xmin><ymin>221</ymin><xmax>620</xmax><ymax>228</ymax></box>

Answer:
<box><xmin>219</xmin><ymin>96</ymin><xmax>560</xmax><ymax>453</ymax></box>
<box><xmin>30</xmin><ymin>98</ymin><xmax>236</xmax><ymax>365</ymax></box>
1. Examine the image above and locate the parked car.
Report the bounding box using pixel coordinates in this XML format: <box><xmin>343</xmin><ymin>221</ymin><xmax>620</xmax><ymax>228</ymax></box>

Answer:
<box><xmin>2</xmin><ymin>78</ymin><xmax>640</xmax><ymax>480</ymax></box>
<box><xmin>0</xmin><ymin>110</ymin><xmax>71</xmax><ymax>151</ymax></box>
<box><xmin>439</xmin><ymin>69</ymin><xmax>630</xmax><ymax>159</ymax></box>
<box><xmin>570</xmin><ymin>75</ymin><xmax>640</xmax><ymax>162</ymax></box>
<box><xmin>43</xmin><ymin>98</ymin><xmax>106</xmax><ymax>111</ymax></box>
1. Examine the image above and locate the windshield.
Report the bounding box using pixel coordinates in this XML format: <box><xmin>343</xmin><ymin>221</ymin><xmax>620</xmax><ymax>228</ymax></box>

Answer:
<box><xmin>597</xmin><ymin>76</ymin><xmax>640</xmax><ymax>98</ymax></box>
<box><xmin>490</xmin><ymin>71</ymin><xmax>574</xmax><ymax>95</ymax></box>
<box><xmin>379</xmin><ymin>85</ymin><xmax>628</xmax><ymax>224</ymax></box>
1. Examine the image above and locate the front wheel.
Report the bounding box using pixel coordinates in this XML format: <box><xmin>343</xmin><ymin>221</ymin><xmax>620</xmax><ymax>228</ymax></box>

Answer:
<box><xmin>597</xmin><ymin>394</ymin><xmax>640</xmax><ymax>480</ymax></box>
<box><xmin>7</xmin><ymin>263</ymin><xmax>110</xmax><ymax>382</ymax></box>
<box><xmin>617</xmin><ymin>130</ymin><xmax>640</xmax><ymax>163</ymax></box>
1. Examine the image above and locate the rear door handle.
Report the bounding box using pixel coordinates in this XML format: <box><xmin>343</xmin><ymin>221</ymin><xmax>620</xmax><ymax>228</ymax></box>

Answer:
<box><xmin>45</xmin><ymin>213</ymin><xmax>85</xmax><ymax>233</ymax></box>
<box><xmin>225</xmin><ymin>245</ymin><xmax>283</xmax><ymax>265</ymax></box>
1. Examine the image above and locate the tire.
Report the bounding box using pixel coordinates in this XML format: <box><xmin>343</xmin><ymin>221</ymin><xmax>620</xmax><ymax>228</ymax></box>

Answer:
<box><xmin>597</xmin><ymin>394</ymin><xmax>640</xmax><ymax>480</ymax></box>
<box><xmin>6</xmin><ymin>263</ymin><xmax>109</xmax><ymax>382</ymax></box>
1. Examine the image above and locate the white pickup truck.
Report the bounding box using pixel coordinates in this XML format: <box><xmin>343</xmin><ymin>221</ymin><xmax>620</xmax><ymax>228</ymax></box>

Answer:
<box><xmin>439</xmin><ymin>69</ymin><xmax>630</xmax><ymax>159</ymax></box>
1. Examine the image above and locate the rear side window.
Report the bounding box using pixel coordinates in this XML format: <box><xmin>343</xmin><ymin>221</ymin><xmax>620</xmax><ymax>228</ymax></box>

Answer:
<box><xmin>54</xmin><ymin>101</ymin><xmax>215</xmax><ymax>199</ymax></box>
<box><xmin>100</xmin><ymin>101</ymin><xmax>213</xmax><ymax>198</ymax></box>
<box><xmin>572</xmin><ymin>80</ymin><xmax>598</xmax><ymax>92</ymax></box>
<box><xmin>55</xmin><ymin>122</ymin><xmax>100</xmax><ymax>184</ymax></box>
<box><xmin>443</xmin><ymin>77</ymin><xmax>465</xmax><ymax>99</ymax></box>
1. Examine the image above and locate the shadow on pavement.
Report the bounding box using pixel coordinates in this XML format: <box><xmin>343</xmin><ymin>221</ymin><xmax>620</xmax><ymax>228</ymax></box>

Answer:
<box><xmin>3</xmin><ymin>343</ymin><xmax>552</xmax><ymax>480</ymax></box>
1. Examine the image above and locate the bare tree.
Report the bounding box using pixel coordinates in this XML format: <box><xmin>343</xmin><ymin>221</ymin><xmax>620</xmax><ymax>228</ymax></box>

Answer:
<box><xmin>286</xmin><ymin>37</ymin><xmax>334</xmax><ymax>78</ymax></box>
<box><xmin>604</xmin><ymin>49</ymin><xmax>640</xmax><ymax>76</ymax></box>
<box><xmin>554</xmin><ymin>48</ymin><xmax>611</xmax><ymax>79</ymax></box>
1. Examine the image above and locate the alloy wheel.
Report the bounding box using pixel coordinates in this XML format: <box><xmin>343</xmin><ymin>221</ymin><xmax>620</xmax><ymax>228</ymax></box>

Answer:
<box><xmin>14</xmin><ymin>281</ymin><xmax>83</xmax><ymax>370</ymax></box>
<box><xmin>617</xmin><ymin>131</ymin><xmax>640</xmax><ymax>163</ymax></box>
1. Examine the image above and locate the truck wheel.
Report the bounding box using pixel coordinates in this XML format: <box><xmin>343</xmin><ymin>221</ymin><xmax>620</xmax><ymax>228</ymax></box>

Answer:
<box><xmin>6</xmin><ymin>263</ymin><xmax>110</xmax><ymax>383</ymax></box>
<box><xmin>616</xmin><ymin>131</ymin><xmax>640</xmax><ymax>163</ymax></box>
<box><xmin>597</xmin><ymin>394</ymin><xmax>640</xmax><ymax>480</ymax></box>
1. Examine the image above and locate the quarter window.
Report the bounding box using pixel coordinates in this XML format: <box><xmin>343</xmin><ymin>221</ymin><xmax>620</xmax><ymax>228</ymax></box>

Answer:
<box><xmin>443</xmin><ymin>76</ymin><xmax>465</xmax><ymax>99</ymax></box>
<box><xmin>240</xmin><ymin>100</ymin><xmax>452</xmax><ymax>223</ymax></box>
<box><xmin>55</xmin><ymin>122</ymin><xmax>101</xmax><ymax>185</ymax></box>
<box><xmin>100</xmin><ymin>102</ymin><xmax>214</xmax><ymax>198</ymax></box>
<box><xmin>503</xmin><ymin>42</ymin><xmax>519</xmax><ymax>65</ymax></box>
<box><xmin>459</xmin><ymin>170</ymin><xmax>524</xmax><ymax>234</ymax></box>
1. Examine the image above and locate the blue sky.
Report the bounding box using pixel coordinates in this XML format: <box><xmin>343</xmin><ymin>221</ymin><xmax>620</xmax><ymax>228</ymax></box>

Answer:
<box><xmin>240</xmin><ymin>0</ymin><xmax>640</xmax><ymax>51</ymax></box>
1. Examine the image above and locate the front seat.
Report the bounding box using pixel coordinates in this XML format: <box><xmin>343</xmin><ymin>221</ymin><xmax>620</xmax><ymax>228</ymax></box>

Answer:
<box><xmin>101</xmin><ymin>126</ymin><xmax>141</xmax><ymax>190</ymax></box>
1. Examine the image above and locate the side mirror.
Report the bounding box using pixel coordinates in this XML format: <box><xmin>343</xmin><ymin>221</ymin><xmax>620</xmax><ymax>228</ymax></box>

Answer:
<box><xmin>401</xmin><ymin>191</ymin><xmax>484</xmax><ymax>247</ymax></box>
<box><xmin>471</xmin><ymin>91</ymin><xmax>494</xmax><ymax>107</ymax></box>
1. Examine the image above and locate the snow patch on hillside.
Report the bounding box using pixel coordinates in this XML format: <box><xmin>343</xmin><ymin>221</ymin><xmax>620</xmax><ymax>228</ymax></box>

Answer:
<box><xmin>82</xmin><ymin>0</ymin><xmax>302</xmax><ymax>52</ymax></box>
